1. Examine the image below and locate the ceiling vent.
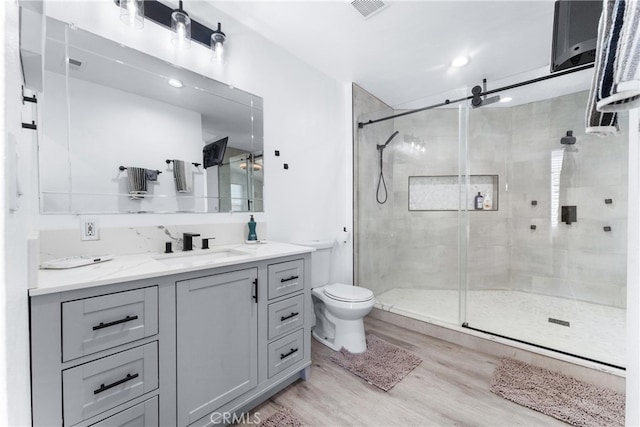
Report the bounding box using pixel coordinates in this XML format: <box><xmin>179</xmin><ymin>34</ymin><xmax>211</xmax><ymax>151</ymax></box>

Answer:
<box><xmin>350</xmin><ymin>0</ymin><xmax>388</xmax><ymax>19</ymax></box>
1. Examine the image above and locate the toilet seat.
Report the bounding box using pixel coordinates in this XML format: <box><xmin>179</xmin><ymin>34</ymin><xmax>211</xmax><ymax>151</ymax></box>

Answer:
<box><xmin>323</xmin><ymin>283</ymin><xmax>374</xmax><ymax>303</ymax></box>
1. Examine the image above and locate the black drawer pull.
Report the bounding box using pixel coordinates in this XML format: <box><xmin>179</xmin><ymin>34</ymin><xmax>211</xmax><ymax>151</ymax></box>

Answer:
<box><xmin>94</xmin><ymin>373</ymin><xmax>139</xmax><ymax>395</ymax></box>
<box><xmin>280</xmin><ymin>275</ymin><xmax>299</xmax><ymax>283</ymax></box>
<box><xmin>93</xmin><ymin>315</ymin><xmax>139</xmax><ymax>331</ymax></box>
<box><xmin>280</xmin><ymin>312</ymin><xmax>299</xmax><ymax>321</ymax></box>
<box><xmin>280</xmin><ymin>348</ymin><xmax>298</xmax><ymax>360</ymax></box>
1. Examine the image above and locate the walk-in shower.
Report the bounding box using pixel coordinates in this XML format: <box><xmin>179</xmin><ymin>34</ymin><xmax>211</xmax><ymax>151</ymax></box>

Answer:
<box><xmin>354</xmin><ymin>68</ymin><xmax>628</xmax><ymax>369</ymax></box>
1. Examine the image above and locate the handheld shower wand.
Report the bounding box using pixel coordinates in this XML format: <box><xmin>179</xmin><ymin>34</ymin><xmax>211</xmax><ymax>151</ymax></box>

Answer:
<box><xmin>376</xmin><ymin>131</ymin><xmax>400</xmax><ymax>204</ymax></box>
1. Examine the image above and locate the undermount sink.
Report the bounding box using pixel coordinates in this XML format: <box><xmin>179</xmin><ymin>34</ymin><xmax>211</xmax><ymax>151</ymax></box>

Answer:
<box><xmin>153</xmin><ymin>247</ymin><xmax>252</xmax><ymax>267</ymax></box>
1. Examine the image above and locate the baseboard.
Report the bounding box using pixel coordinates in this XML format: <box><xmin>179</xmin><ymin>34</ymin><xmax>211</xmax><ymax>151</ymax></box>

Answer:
<box><xmin>367</xmin><ymin>308</ymin><xmax>625</xmax><ymax>393</ymax></box>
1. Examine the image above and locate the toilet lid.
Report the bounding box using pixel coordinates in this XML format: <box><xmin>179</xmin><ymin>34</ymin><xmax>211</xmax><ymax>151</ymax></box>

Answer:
<box><xmin>323</xmin><ymin>283</ymin><xmax>373</xmax><ymax>302</ymax></box>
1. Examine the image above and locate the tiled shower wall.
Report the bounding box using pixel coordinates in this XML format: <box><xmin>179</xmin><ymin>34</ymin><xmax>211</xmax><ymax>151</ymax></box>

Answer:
<box><xmin>356</xmin><ymin>87</ymin><xmax>627</xmax><ymax>308</ymax></box>
<box><xmin>506</xmin><ymin>91</ymin><xmax>627</xmax><ymax>308</ymax></box>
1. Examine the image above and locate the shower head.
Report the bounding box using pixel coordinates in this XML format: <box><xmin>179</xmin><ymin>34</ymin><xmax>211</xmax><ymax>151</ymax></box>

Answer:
<box><xmin>561</xmin><ymin>130</ymin><xmax>576</xmax><ymax>145</ymax></box>
<box><xmin>377</xmin><ymin>131</ymin><xmax>400</xmax><ymax>150</ymax></box>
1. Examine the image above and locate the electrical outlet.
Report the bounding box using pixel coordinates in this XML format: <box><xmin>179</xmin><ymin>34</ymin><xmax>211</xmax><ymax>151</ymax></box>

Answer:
<box><xmin>80</xmin><ymin>217</ymin><xmax>99</xmax><ymax>241</ymax></box>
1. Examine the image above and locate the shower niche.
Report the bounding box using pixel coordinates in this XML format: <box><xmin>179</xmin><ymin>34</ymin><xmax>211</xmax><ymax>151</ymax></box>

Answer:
<box><xmin>408</xmin><ymin>175</ymin><xmax>499</xmax><ymax>211</ymax></box>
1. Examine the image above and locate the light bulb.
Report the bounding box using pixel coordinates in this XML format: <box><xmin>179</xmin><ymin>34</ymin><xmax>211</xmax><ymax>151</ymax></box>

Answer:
<box><xmin>120</xmin><ymin>0</ymin><xmax>144</xmax><ymax>29</ymax></box>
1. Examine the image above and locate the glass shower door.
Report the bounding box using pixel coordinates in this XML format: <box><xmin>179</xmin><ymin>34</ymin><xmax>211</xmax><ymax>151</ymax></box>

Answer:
<box><xmin>462</xmin><ymin>88</ymin><xmax>628</xmax><ymax>368</ymax></box>
<box><xmin>356</xmin><ymin>102</ymin><xmax>463</xmax><ymax>326</ymax></box>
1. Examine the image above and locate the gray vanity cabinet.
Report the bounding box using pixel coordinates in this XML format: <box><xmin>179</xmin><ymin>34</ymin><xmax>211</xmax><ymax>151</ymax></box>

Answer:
<box><xmin>30</xmin><ymin>251</ymin><xmax>312</xmax><ymax>427</ymax></box>
<box><xmin>176</xmin><ymin>268</ymin><xmax>258</xmax><ymax>426</ymax></box>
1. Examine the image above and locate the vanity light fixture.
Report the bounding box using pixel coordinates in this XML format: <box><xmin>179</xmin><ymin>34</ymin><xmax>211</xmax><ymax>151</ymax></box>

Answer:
<box><xmin>168</xmin><ymin>78</ymin><xmax>183</xmax><ymax>88</ymax></box>
<box><xmin>115</xmin><ymin>0</ymin><xmax>228</xmax><ymax>58</ymax></box>
<box><xmin>120</xmin><ymin>0</ymin><xmax>144</xmax><ymax>29</ymax></box>
<box><xmin>450</xmin><ymin>56</ymin><xmax>469</xmax><ymax>68</ymax></box>
<box><xmin>171</xmin><ymin>1</ymin><xmax>191</xmax><ymax>48</ymax></box>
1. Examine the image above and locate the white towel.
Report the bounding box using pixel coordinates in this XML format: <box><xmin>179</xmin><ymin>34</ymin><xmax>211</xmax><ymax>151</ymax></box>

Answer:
<box><xmin>586</xmin><ymin>0</ymin><xmax>620</xmax><ymax>136</ymax></box>
<box><xmin>173</xmin><ymin>160</ymin><xmax>192</xmax><ymax>193</ymax></box>
<box><xmin>597</xmin><ymin>0</ymin><xmax>640</xmax><ymax>111</ymax></box>
<box><xmin>587</xmin><ymin>0</ymin><xmax>640</xmax><ymax>135</ymax></box>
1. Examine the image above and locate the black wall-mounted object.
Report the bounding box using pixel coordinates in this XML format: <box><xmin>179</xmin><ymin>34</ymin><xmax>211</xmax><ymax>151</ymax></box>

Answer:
<box><xmin>605</xmin><ymin>198</ymin><xmax>613</xmax><ymax>204</ymax></box>
<box><xmin>551</xmin><ymin>0</ymin><xmax>601</xmax><ymax>72</ymax></box>
<box><xmin>115</xmin><ymin>0</ymin><xmax>220</xmax><ymax>49</ymax></box>
<box><xmin>561</xmin><ymin>205</ymin><xmax>577</xmax><ymax>224</ymax></box>
<box><xmin>531</xmin><ymin>200</ymin><xmax>538</xmax><ymax>206</ymax></box>
<box><xmin>283</xmin><ymin>163</ymin><xmax>289</xmax><ymax>170</ymax></box>
<box><xmin>604</xmin><ymin>226</ymin><xmax>612</xmax><ymax>232</ymax></box>
<box><xmin>275</xmin><ymin>150</ymin><xmax>280</xmax><ymax>157</ymax></box>
<box><xmin>530</xmin><ymin>225</ymin><xmax>537</xmax><ymax>230</ymax></box>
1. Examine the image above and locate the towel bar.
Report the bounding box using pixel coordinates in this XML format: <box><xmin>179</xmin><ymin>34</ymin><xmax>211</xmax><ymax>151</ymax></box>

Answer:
<box><xmin>118</xmin><ymin>166</ymin><xmax>162</xmax><ymax>174</ymax></box>
<box><xmin>165</xmin><ymin>159</ymin><xmax>201</xmax><ymax>167</ymax></box>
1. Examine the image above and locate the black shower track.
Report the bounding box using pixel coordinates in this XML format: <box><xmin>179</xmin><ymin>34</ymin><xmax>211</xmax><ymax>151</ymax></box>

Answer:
<box><xmin>357</xmin><ymin>63</ymin><xmax>596</xmax><ymax>128</ymax></box>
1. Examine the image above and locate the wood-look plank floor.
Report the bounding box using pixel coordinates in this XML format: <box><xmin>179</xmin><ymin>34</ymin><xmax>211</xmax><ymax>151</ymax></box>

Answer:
<box><xmin>239</xmin><ymin>317</ymin><xmax>568</xmax><ymax>427</ymax></box>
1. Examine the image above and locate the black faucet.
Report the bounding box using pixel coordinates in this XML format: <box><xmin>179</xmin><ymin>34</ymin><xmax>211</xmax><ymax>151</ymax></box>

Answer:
<box><xmin>182</xmin><ymin>233</ymin><xmax>201</xmax><ymax>251</ymax></box>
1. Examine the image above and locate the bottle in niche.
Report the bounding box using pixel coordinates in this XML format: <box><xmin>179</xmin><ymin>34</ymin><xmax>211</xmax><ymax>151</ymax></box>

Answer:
<box><xmin>247</xmin><ymin>214</ymin><xmax>258</xmax><ymax>242</ymax></box>
<box><xmin>483</xmin><ymin>192</ymin><xmax>493</xmax><ymax>210</ymax></box>
<box><xmin>474</xmin><ymin>192</ymin><xmax>484</xmax><ymax>210</ymax></box>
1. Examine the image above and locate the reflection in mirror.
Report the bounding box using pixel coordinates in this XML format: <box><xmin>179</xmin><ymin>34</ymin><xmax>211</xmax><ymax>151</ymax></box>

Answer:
<box><xmin>20</xmin><ymin>11</ymin><xmax>264</xmax><ymax>214</ymax></box>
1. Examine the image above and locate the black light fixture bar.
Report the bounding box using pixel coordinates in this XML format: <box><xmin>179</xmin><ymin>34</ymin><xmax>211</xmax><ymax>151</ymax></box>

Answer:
<box><xmin>116</xmin><ymin>0</ymin><xmax>217</xmax><ymax>49</ymax></box>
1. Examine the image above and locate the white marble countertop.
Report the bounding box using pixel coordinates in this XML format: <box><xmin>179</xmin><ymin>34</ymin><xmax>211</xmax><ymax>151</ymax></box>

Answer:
<box><xmin>31</xmin><ymin>242</ymin><xmax>314</xmax><ymax>296</ymax></box>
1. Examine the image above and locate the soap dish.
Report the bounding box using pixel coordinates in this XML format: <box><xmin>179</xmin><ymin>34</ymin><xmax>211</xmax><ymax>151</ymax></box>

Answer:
<box><xmin>40</xmin><ymin>254</ymin><xmax>114</xmax><ymax>269</ymax></box>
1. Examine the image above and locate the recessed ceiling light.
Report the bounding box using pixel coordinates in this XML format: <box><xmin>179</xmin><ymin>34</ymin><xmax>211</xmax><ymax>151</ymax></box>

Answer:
<box><xmin>451</xmin><ymin>56</ymin><xmax>469</xmax><ymax>68</ymax></box>
<box><xmin>500</xmin><ymin>96</ymin><xmax>513</xmax><ymax>103</ymax></box>
<box><xmin>168</xmin><ymin>78</ymin><xmax>183</xmax><ymax>88</ymax></box>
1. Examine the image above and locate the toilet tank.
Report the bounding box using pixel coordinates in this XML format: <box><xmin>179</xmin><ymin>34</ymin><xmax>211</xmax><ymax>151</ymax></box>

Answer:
<box><xmin>297</xmin><ymin>240</ymin><xmax>334</xmax><ymax>287</ymax></box>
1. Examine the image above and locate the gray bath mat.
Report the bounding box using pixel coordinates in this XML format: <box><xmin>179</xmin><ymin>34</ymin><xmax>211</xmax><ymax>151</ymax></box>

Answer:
<box><xmin>490</xmin><ymin>358</ymin><xmax>625</xmax><ymax>427</ymax></box>
<box><xmin>329</xmin><ymin>334</ymin><xmax>422</xmax><ymax>391</ymax></box>
<box><xmin>259</xmin><ymin>407</ymin><xmax>303</xmax><ymax>427</ymax></box>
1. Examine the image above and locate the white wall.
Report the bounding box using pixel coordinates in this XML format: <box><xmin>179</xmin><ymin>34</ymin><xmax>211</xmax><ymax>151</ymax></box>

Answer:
<box><xmin>627</xmin><ymin>109</ymin><xmax>640</xmax><ymax>427</ymax></box>
<box><xmin>39</xmin><ymin>1</ymin><xmax>351</xmax><ymax>282</ymax></box>
<box><xmin>2</xmin><ymin>1</ymin><xmax>34</xmax><ymax>424</ymax></box>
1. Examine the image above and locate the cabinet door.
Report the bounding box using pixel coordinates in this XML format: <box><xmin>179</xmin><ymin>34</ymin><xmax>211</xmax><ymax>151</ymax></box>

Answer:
<box><xmin>176</xmin><ymin>268</ymin><xmax>258</xmax><ymax>426</ymax></box>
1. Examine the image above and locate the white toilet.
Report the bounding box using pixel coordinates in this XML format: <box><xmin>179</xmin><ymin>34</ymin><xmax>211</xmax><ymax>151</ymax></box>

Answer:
<box><xmin>301</xmin><ymin>240</ymin><xmax>375</xmax><ymax>354</ymax></box>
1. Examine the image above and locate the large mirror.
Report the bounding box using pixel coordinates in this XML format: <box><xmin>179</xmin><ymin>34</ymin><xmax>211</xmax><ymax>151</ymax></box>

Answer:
<box><xmin>20</xmin><ymin>11</ymin><xmax>264</xmax><ymax>214</ymax></box>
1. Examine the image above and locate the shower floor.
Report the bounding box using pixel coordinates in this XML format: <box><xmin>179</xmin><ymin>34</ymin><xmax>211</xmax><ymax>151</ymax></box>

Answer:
<box><xmin>374</xmin><ymin>288</ymin><xmax>626</xmax><ymax>368</ymax></box>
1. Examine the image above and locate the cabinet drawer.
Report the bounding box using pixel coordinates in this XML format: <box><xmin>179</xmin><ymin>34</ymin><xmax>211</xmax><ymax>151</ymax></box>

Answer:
<box><xmin>63</xmin><ymin>342</ymin><xmax>158</xmax><ymax>426</ymax></box>
<box><xmin>88</xmin><ymin>396</ymin><xmax>158</xmax><ymax>427</ymax></box>
<box><xmin>267</xmin><ymin>329</ymin><xmax>304</xmax><ymax>378</ymax></box>
<box><xmin>268</xmin><ymin>295</ymin><xmax>304</xmax><ymax>340</ymax></box>
<box><xmin>62</xmin><ymin>287</ymin><xmax>158</xmax><ymax>362</ymax></box>
<box><xmin>267</xmin><ymin>259</ymin><xmax>304</xmax><ymax>299</ymax></box>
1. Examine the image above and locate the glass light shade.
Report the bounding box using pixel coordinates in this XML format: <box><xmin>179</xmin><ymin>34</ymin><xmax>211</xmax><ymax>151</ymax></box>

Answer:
<box><xmin>211</xmin><ymin>39</ymin><xmax>225</xmax><ymax>61</ymax></box>
<box><xmin>120</xmin><ymin>0</ymin><xmax>144</xmax><ymax>29</ymax></box>
<box><xmin>171</xmin><ymin>10</ymin><xmax>191</xmax><ymax>48</ymax></box>
<box><xmin>210</xmin><ymin>23</ymin><xmax>226</xmax><ymax>61</ymax></box>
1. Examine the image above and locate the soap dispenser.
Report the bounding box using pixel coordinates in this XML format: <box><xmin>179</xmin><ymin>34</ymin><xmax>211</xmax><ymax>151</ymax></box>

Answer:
<box><xmin>474</xmin><ymin>192</ymin><xmax>484</xmax><ymax>210</ymax></box>
<box><xmin>483</xmin><ymin>192</ymin><xmax>493</xmax><ymax>210</ymax></box>
<box><xmin>247</xmin><ymin>215</ymin><xmax>258</xmax><ymax>242</ymax></box>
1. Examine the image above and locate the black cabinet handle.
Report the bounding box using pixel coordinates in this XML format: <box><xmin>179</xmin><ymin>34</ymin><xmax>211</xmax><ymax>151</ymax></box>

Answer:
<box><xmin>253</xmin><ymin>278</ymin><xmax>258</xmax><ymax>303</ymax></box>
<box><xmin>280</xmin><ymin>348</ymin><xmax>298</xmax><ymax>360</ymax></box>
<box><xmin>93</xmin><ymin>315</ymin><xmax>138</xmax><ymax>331</ymax></box>
<box><xmin>93</xmin><ymin>373</ymin><xmax>139</xmax><ymax>395</ymax></box>
<box><xmin>280</xmin><ymin>275</ymin><xmax>299</xmax><ymax>283</ymax></box>
<box><xmin>280</xmin><ymin>312</ymin><xmax>299</xmax><ymax>322</ymax></box>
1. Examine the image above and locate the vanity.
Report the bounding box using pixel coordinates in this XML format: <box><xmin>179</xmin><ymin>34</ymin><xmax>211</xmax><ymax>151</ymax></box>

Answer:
<box><xmin>21</xmin><ymin>6</ymin><xmax>312</xmax><ymax>425</ymax></box>
<box><xmin>29</xmin><ymin>243</ymin><xmax>313</xmax><ymax>426</ymax></box>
